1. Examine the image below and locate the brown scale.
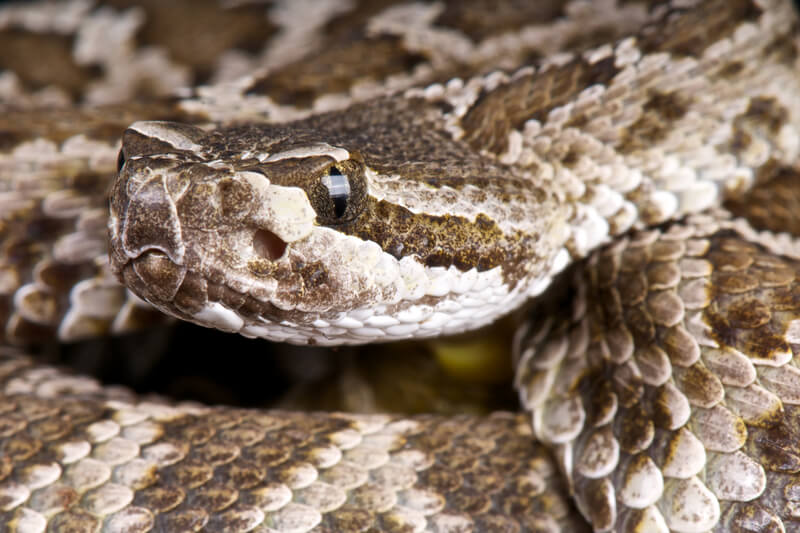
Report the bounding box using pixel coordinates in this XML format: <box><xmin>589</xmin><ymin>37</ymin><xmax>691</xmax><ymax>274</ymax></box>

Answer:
<box><xmin>459</xmin><ymin>0</ymin><xmax>764</xmax><ymax>157</ymax></box>
<box><xmin>515</xmin><ymin>216</ymin><xmax>800</xmax><ymax>531</ymax></box>
<box><xmin>0</xmin><ymin>29</ymin><xmax>100</xmax><ymax>101</ymax></box>
<box><xmin>103</xmin><ymin>0</ymin><xmax>279</xmax><ymax>84</ymax></box>
<box><xmin>726</xmin><ymin>166</ymin><xmax>800</xmax><ymax>237</ymax></box>
<box><xmin>244</xmin><ymin>0</ymin><xmax>628</xmax><ymax>110</ymax></box>
<box><xmin>0</xmin><ymin>0</ymin><xmax>278</xmax><ymax>103</ymax></box>
<box><xmin>434</xmin><ymin>1</ymin><xmax>567</xmax><ymax>42</ymax></box>
<box><xmin>616</xmin><ymin>90</ymin><xmax>692</xmax><ymax>153</ymax></box>
<box><xmin>0</xmin><ymin>191</ymin><xmax>100</xmax><ymax>344</ymax></box>
<box><xmin>636</xmin><ymin>0</ymin><xmax>762</xmax><ymax>56</ymax></box>
<box><xmin>0</xmin><ymin>352</ymin><xmax>588</xmax><ymax>532</ymax></box>
<box><xmin>248</xmin><ymin>36</ymin><xmax>428</xmax><ymax>109</ymax></box>
<box><xmin>462</xmin><ymin>55</ymin><xmax>620</xmax><ymax>155</ymax></box>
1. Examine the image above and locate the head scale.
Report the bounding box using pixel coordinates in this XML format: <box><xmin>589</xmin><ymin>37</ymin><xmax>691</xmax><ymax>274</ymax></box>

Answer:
<box><xmin>109</xmin><ymin>104</ymin><xmax>567</xmax><ymax>345</ymax></box>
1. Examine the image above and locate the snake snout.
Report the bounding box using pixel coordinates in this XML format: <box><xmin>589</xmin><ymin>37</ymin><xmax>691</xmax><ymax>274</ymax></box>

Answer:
<box><xmin>108</xmin><ymin>150</ymin><xmax>191</xmax><ymax>321</ymax></box>
<box><xmin>109</xmin><ymin>166</ymin><xmax>185</xmax><ymax>272</ymax></box>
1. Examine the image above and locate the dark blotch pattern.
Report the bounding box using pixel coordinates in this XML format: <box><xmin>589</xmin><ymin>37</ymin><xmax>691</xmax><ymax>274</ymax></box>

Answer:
<box><xmin>340</xmin><ymin>198</ymin><xmax>535</xmax><ymax>275</ymax></box>
<box><xmin>247</xmin><ymin>36</ymin><xmax>426</xmax><ymax>108</ymax></box>
<box><xmin>618</xmin><ymin>90</ymin><xmax>691</xmax><ymax>153</ymax></box>
<box><xmin>461</xmin><ymin>56</ymin><xmax>619</xmax><ymax>154</ymax></box>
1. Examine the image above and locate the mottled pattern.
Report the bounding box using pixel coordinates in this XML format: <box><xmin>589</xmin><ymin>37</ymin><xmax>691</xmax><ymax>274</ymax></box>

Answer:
<box><xmin>515</xmin><ymin>212</ymin><xmax>800</xmax><ymax>531</ymax></box>
<box><xmin>0</xmin><ymin>350</ymin><xmax>588</xmax><ymax>532</ymax></box>
<box><xmin>725</xmin><ymin>165</ymin><xmax>800</xmax><ymax>236</ymax></box>
<box><xmin>2</xmin><ymin>0</ymin><xmax>800</xmax><ymax>532</ymax></box>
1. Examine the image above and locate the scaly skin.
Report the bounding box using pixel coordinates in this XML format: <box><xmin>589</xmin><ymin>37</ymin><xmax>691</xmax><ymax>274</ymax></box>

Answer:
<box><xmin>2</xmin><ymin>1</ymin><xmax>800</xmax><ymax>531</ymax></box>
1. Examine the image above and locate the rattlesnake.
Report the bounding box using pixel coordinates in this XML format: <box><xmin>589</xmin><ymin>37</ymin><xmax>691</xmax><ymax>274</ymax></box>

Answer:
<box><xmin>2</xmin><ymin>0</ymin><xmax>800</xmax><ymax>531</ymax></box>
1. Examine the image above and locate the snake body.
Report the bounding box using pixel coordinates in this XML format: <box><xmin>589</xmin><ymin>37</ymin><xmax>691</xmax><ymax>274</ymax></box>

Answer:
<box><xmin>2</xmin><ymin>0</ymin><xmax>800</xmax><ymax>531</ymax></box>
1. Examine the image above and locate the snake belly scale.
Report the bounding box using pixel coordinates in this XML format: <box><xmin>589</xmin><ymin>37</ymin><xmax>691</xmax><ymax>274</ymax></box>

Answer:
<box><xmin>2</xmin><ymin>0</ymin><xmax>800</xmax><ymax>531</ymax></box>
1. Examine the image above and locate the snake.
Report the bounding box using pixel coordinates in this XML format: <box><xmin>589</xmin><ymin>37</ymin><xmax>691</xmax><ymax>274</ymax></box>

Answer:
<box><xmin>2</xmin><ymin>0</ymin><xmax>800</xmax><ymax>531</ymax></box>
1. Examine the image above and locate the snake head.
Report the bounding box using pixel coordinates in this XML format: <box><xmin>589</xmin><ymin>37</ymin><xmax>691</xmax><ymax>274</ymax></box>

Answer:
<box><xmin>109</xmin><ymin>114</ymin><xmax>568</xmax><ymax>345</ymax></box>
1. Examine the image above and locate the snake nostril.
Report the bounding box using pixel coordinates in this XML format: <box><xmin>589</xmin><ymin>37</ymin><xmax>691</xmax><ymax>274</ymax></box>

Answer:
<box><xmin>253</xmin><ymin>229</ymin><xmax>287</xmax><ymax>261</ymax></box>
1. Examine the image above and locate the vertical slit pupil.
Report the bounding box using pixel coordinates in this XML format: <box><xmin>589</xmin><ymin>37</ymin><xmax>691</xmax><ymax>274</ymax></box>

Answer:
<box><xmin>333</xmin><ymin>196</ymin><xmax>347</xmax><ymax>218</ymax></box>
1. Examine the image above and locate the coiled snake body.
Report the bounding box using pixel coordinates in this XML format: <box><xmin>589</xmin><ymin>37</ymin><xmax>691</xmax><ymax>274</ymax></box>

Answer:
<box><xmin>2</xmin><ymin>0</ymin><xmax>800</xmax><ymax>531</ymax></box>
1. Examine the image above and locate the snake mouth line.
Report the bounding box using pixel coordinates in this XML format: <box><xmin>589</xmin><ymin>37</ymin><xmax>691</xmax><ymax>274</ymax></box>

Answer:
<box><xmin>253</xmin><ymin>229</ymin><xmax>287</xmax><ymax>261</ymax></box>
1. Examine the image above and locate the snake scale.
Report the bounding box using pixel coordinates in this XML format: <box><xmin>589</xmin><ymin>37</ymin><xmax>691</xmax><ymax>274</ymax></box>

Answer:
<box><xmin>2</xmin><ymin>0</ymin><xmax>800</xmax><ymax>531</ymax></box>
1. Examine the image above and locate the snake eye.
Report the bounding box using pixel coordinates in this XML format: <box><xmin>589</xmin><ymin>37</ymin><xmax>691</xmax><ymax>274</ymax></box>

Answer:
<box><xmin>116</xmin><ymin>149</ymin><xmax>126</xmax><ymax>173</ymax></box>
<box><xmin>322</xmin><ymin>166</ymin><xmax>350</xmax><ymax>219</ymax></box>
<box><xmin>311</xmin><ymin>161</ymin><xmax>366</xmax><ymax>225</ymax></box>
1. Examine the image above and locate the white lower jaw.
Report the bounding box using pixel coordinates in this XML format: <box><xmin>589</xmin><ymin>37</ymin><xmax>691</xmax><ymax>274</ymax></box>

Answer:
<box><xmin>189</xmin><ymin>261</ymin><xmax>543</xmax><ymax>346</ymax></box>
